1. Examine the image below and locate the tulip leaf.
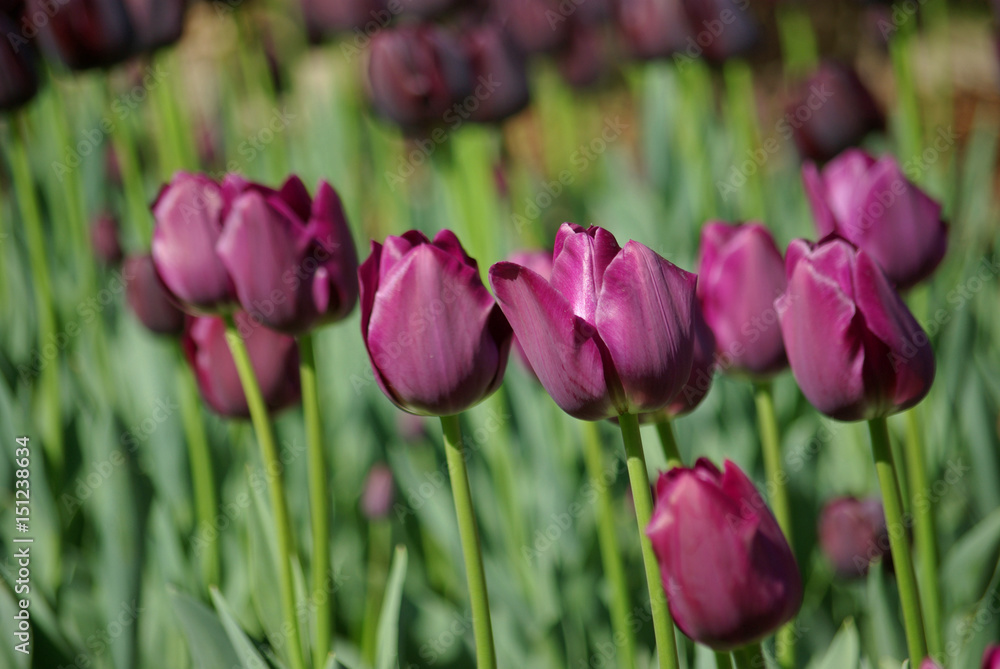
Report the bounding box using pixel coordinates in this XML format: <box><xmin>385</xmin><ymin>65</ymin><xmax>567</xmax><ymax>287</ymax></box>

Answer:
<box><xmin>374</xmin><ymin>546</ymin><xmax>408</xmax><ymax>669</ymax></box>
<box><xmin>940</xmin><ymin>506</ymin><xmax>1000</xmax><ymax>610</ymax></box>
<box><xmin>168</xmin><ymin>588</ymin><xmax>242</xmax><ymax>669</ymax></box>
<box><xmin>209</xmin><ymin>587</ymin><xmax>271</xmax><ymax>669</ymax></box>
<box><xmin>807</xmin><ymin>618</ymin><xmax>860</xmax><ymax>669</ymax></box>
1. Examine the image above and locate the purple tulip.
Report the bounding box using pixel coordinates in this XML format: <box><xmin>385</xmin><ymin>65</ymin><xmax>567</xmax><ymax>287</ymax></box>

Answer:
<box><xmin>124</xmin><ymin>254</ymin><xmax>186</xmax><ymax>336</ymax></box>
<box><xmin>30</xmin><ymin>0</ymin><xmax>135</xmax><ymax>70</ymax></box>
<box><xmin>505</xmin><ymin>249</ymin><xmax>553</xmax><ymax>379</ymax></box>
<box><xmin>647</xmin><ymin>458</ymin><xmax>802</xmax><ymax>650</ymax></box>
<box><xmin>788</xmin><ymin>62</ymin><xmax>884</xmax><ymax>164</ymax></box>
<box><xmin>802</xmin><ymin>149</ymin><xmax>948</xmax><ymax>289</ymax></box>
<box><xmin>367</xmin><ymin>24</ymin><xmax>474</xmax><ymax>131</ymax></box>
<box><xmin>360</xmin><ymin>229</ymin><xmax>512</xmax><ymax>416</ymax></box>
<box><xmin>461</xmin><ymin>23</ymin><xmax>530</xmax><ymax>123</ymax></box>
<box><xmin>777</xmin><ymin>237</ymin><xmax>935</xmax><ymax>421</ymax></box>
<box><xmin>183</xmin><ymin>312</ymin><xmax>301</xmax><ymax>418</ymax></box>
<box><xmin>490</xmin><ymin>224</ymin><xmax>697</xmax><ymax>421</ymax></box>
<box><xmin>91</xmin><ymin>212</ymin><xmax>123</xmax><ymax>266</ymax></box>
<box><xmin>123</xmin><ymin>0</ymin><xmax>187</xmax><ymax>53</ymax></box>
<box><xmin>818</xmin><ymin>496</ymin><xmax>888</xmax><ymax>578</ymax></box>
<box><xmin>216</xmin><ymin>175</ymin><xmax>359</xmax><ymax>335</ymax></box>
<box><xmin>921</xmin><ymin>659</ymin><xmax>944</xmax><ymax>669</ymax></box>
<box><xmin>697</xmin><ymin>222</ymin><xmax>787</xmax><ymax>378</ymax></box>
<box><xmin>664</xmin><ymin>302</ymin><xmax>716</xmax><ymax>417</ymax></box>
<box><xmin>492</xmin><ymin>0</ymin><xmax>571</xmax><ymax>54</ymax></box>
<box><xmin>300</xmin><ymin>0</ymin><xmax>385</xmax><ymax>42</ymax></box>
<box><xmin>556</xmin><ymin>21</ymin><xmax>611</xmax><ymax>89</ymax></box>
<box><xmin>0</xmin><ymin>13</ymin><xmax>38</xmax><ymax>111</ymax></box>
<box><xmin>983</xmin><ymin>645</ymin><xmax>1000</xmax><ymax>669</ymax></box>
<box><xmin>361</xmin><ymin>464</ymin><xmax>395</xmax><ymax>519</ymax></box>
<box><xmin>617</xmin><ymin>0</ymin><xmax>691</xmax><ymax>59</ymax></box>
<box><xmin>397</xmin><ymin>0</ymin><xmax>467</xmax><ymax>18</ymax></box>
<box><xmin>680</xmin><ymin>0</ymin><xmax>757</xmax><ymax>63</ymax></box>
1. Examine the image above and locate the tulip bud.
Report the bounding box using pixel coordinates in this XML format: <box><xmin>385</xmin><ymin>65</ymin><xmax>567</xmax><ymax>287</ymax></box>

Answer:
<box><xmin>983</xmin><ymin>644</ymin><xmax>1000</xmax><ymax>669</ymax></box>
<box><xmin>30</xmin><ymin>0</ymin><xmax>135</xmax><ymax>70</ymax></box>
<box><xmin>0</xmin><ymin>13</ymin><xmax>39</xmax><ymax>111</ymax></box>
<box><xmin>505</xmin><ymin>249</ymin><xmax>553</xmax><ymax>379</ymax></box>
<box><xmin>647</xmin><ymin>458</ymin><xmax>802</xmax><ymax>650</ymax></box>
<box><xmin>777</xmin><ymin>237</ymin><xmax>935</xmax><ymax>421</ymax></box>
<box><xmin>664</xmin><ymin>302</ymin><xmax>715</xmax><ymax>417</ymax></box>
<box><xmin>124</xmin><ymin>254</ymin><xmax>186</xmax><ymax>336</ymax></box>
<box><xmin>802</xmin><ymin>149</ymin><xmax>948</xmax><ymax>289</ymax></box>
<box><xmin>461</xmin><ymin>23</ymin><xmax>530</xmax><ymax>123</ymax></box>
<box><xmin>90</xmin><ymin>212</ymin><xmax>123</xmax><ymax>266</ymax></box>
<box><xmin>787</xmin><ymin>62</ymin><xmax>884</xmax><ymax>164</ymax></box>
<box><xmin>368</xmin><ymin>24</ymin><xmax>474</xmax><ymax>132</ymax></box>
<box><xmin>492</xmin><ymin>0</ymin><xmax>571</xmax><ymax>54</ymax></box>
<box><xmin>680</xmin><ymin>0</ymin><xmax>758</xmax><ymax>63</ymax></box>
<box><xmin>123</xmin><ymin>0</ymin><xmax>187</xmax><ymax>53</ymax></box>
<box><xmin>216</xmin><ymin>175</ymin><xmax>359</xmax><ymax>335</ymax></box>
<box><xmin>697</xmin><ymin>222</ymin><xmax>787</xmax><ymax>378</ymax></box>
<box><xmin>556</xmin><ymin>21</ymin><xmax>611</xmax><ymax>89</ymax></box>
<box><xmin>617</xmin><ymin>0</ymin><xmax>691</xmax><ymax>59</ymax></box>
<box><xmin>921</xmin><ymin>659</ymin><xmax>944</xmax><ymax>669</ymax></box>
<box><xmin>183</xmin><ymin>312</ymin><xmax>301</xmax><ymax>418</ymax></box>
<box><xmin>361</xmin><ymin>464</ymin><xmax>395</xmax><ymax>519</ymax></box>
<box><xmin>300</xmin><ymin>0</ymin><xmax>386</xmax><ymax>43</ymax></box>
<box><xmin>360</xmin><ymin>229</ymin><xmax>512</xmax><ymax>416</ymax></box>
<box><xmin>818</xmin><ymin>496</ymin><xmax>888</xmax><ymax>578</ymax></box>
<box><xmin>491</xmin><ymin>223</ymin><xmax>697</xmax><ymax>421</ymax></box>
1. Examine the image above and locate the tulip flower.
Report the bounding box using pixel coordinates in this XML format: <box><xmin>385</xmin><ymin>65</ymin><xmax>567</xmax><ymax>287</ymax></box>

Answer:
<box><xmin>216</xmin><ymin>175</ymin><xmax>359</xmax><ymax>335</ymax></box>
<box><xmin>556</xmin><ymin>21</ymin><xmax>611</xmax><ymax>89</ymax></box>
<box><xmin>505</xmin><ymin>249</ymin><xmax>553</xmax><ymax>379</ymax></box>
<box><xmin>90</xmin><ymin>212</ymin><xmax>123</xmax><ymax>266</ymax></box>
<box><xmin>300</xmin><ymin>0</ymin><xmax>385</xmax><ymax>42</ymax></box>
<box><xmin>920</xmin><ymin>660</ymin><xmax>944</xmax><ymax>669</ymax></box>
<box><xmin>492</xmin><ymin>0</ymin><xmax>571</xmax><ymax>54</ymax></box>
<box><xmin>647</xmin><ymin>458</ymin><xmax>803</xmax><ymax>650</ymax></box>
<box><xmin>367</xmin><ymin>25</ymin><xmax>474</xmax><ymax>131</ymax></box>
<box><xmin>30</xmin><ymin>0</ymin><xmax>135</xmax><ymax>70</ymax></box>
<box><xmin>462</xmin><ymin>23</ymin><xmax>530</xmax><ymax>124</ymax></box>
<box><xmin>0</xmin><ymin>13</ymin><xmax>39</xmax><ymax>111</ymax></box>
<box><xmin>490</xmin><ymin>223</ymin><xmax>697</xmax><ymax>421</ymax></box>
<box><xmin>697</xmin><ymin>222</ymin><xmax>787</xmax><ymax>378</ymax></box>
<box><xmin>984</xmin><ymin>645</ymin><xmax>1000</xmax><ymax>669</ymax></box>
<box><xmin>680</xmin><ymin>0</ymin><xmax>758</xmax><ymax>63</ymax></box>
<box><xmin>818</xmin><ymin>496</ymin><xmax>888</xmax><ymax>578</ymax></box>
<box><xmin>397</xmin><ymin>0</ymin><xmax>466</xmax><ymax>17</ymax></box>
<box><xmin>617</xmin><ymin>0</ymin><xmax>691</xmax><ymax>59</ymax></box>
<box><xmin>802</xmin><ymin>149</ymin><xmax>948</xmax><ymax>288</ymax></box>
<box><xmin>124</xmin><ymin>255</ymin><xmax>187</xmax><ymax>336</ymax></box>
<box><xmin>361</xmin><ymin>464</ymin><xmax>395</xmax><ymax>519</ymax></box>
<box><xmin>182</xmin><ymin>312</ymin><xmax>301</xmax><ymax>418</ymax></box>
<box><xmin>777</xmin><ymin>237</ymin><xmax>935</xmax><ymax>421</ymax></box>
<box><xmin>664</xmin><ymin>303</ymin><xmax>716</xmax><ymax>417</ymax></box>
<box><xmin>788</xmin><ymin>62</ymin><xmax>884</xmax><ymax>164</ymax></box>
<box><xmin>359</xmin><ymin>229</ymin><xmax>512</xmax><ymax>416</ymax></box>
<box><xmin>123</xmin><ymin>0</ymin><xmax>187</xmax><ymax>53</ymax></box>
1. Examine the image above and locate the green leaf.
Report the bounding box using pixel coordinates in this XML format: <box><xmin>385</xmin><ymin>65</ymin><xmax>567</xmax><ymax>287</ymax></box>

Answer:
<box><xmin>941</xmin><ymin>506</ymin><xmax>1000</xmax><ymax>609</ymax></box>
<box><xmin>808</xmin><ymin>618</ymin><xmax>860</xmax><ymax>669</ymax></box>
<box><xmin>168</xmin><ymin>587</ymin><xmax>242</xmax><ymax>669</ymax></box>
<box><xmin>210</xmin><ymin>587</ymin><xmax>271</xmax><ymax>669</ymax></box>
<box><xmin>374</xmin><ymin>546</ymin><xmax>408</xmax><ymax>669</ymax></box>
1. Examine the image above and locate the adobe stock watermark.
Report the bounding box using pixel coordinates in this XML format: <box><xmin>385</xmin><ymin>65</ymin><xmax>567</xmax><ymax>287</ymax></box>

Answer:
<box><xmin>6</xmin><ymin>0</ymin><xmax>71</xmax><ymax>52</ymax></box>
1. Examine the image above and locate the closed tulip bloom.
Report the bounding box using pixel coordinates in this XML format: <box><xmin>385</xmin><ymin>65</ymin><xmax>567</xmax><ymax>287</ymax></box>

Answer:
<box><xmin>665</xmin><ymin>302</ymin><xmax>715</xmax><ymax>417</ymax></box>
<box><xmin>493</xmin><ymin>0</ymin><xmax>571</xmax><ymax>53</ymax></box>
<box><xmin>462</xmin><ymin>23</ymin><xmax>529</xmax><ymax>123</ymax></box>
<box><xmin>91</xmin><ymin>212</ymin><xmax>123</xmax><ymax>266</ymax></box>
<box><xmin>921</xmin><ymin>659</ymin><xmax>944</xmax><ymax>669</ymax></box>
<box><xmin>556</xmin><ymin>21</ymin><xmax>611</xmax><ymax>89</ymax></box>
<box><xmin>680</xmin><ymin>0</ymin><xmax>757</xmax><ymax>62</ymax></box>
<box><xmin>360</xmin><ymin>229</ymin><xmax>512</xmax><ymax>416</ymax></box>
<box><xmin>151</xmin><ymin>172</ymin><xmax>238</xmax><ymax>312</ymax></box>
<box><xmin>123</xmin><ymin>0</ymin><xmax>187</xmax><ymax>53</ymax></box>
<box><xmin>124</xmin><ymin>254</ymin><xmax>186</xmax><ymax>336</ymax></box>
<box><xmin>368</xmin><ymin>25</ymin><xmax>474</xmax><ymax>131</ymax></box>
<box><xmin>0</xmin><ymin>13</ymin><xmax>38</xmax><ymax>111</ymax></box>
<box><xmin>789</xmin><ymin>62</ymin><xmax>884</xmax><ymax>164</ymax></box>
<box><xmin>300</xmin><ymin>0</ymin><xmax>385</xmax><ymax>42</ymax></box>
<box><xmin>361</xmin><ymin>464</ymin><xmax>395</xmax><ymax>519</ymax></box>
<box><xmin>818</xmin><ymin>496</ymin><xmax>888</xmax><ymax>578</ymax></box>
<box><xmin>697</xmin><ymin>222</ymin><xmax>787</xmax><ymax>377</ymax></box>
<box><xmin>490</xmin><ymin>223</ymin><xmax>697</xmax><ymax>421</ymax></box>
<box><xmin>216</xmin><ymin>175</ymin><xmax>359</xmax><ymax>335</ymax></box>
<box><xmin>983</xmin><ymin>645</ymin><xmax>1000</xmax><ymax>669</ymax></box>
<box><xmin>506</xmin><ymin>249</ymin><xmax>554</xmax><ymax>378</ymax></box>
<box><xmin>31</xmin><ymin>0</ymin><xmax>135</xmax><ymax>70</ymax></box>
<box><xmin>617</xmin><ymin>0</ymin><xmax>691</xmax><ymax>59</ymax></box>
<box><xmin>778</xmin><ymin>237</ymin><xmax>935</xmax><ymax>421</ymax></box>
<box><xmin>183</xmin><ymin>312</ymin><xmax>301</xmax><ymax>418</ymax></box>
<box><xmin>802</xmin><ymin>149</ymin><xmax>948</xmax><ymax>288</ymax></box>
<box><xmin>647</xmin><ymin>458</ymin><xmax>803</xmax><ymax>650</ymax></box>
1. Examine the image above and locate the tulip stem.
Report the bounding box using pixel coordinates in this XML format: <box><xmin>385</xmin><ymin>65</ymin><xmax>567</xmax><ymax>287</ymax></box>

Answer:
<box><xmin>582</xmin><ymin>421</ymin><xmax>638</xmax><ymax>669</ymax></box>
<box><xmin>731</xmin><ymin>643</ymin><xmax>764</xmax><ymax>669</ymax></box>
<box><xmin>618</xmin><ymin>413</ymin><xmax>679</xmax><ymax>669</ymax></box>
<box><xmin>867</xmin><ymin>416</ymin><xmax>928</xmax><ymax>664</ymax></box>
<box><xmin>360</xmin><ymin>518</ymin><xmax>392</xmax><ymax>665</ymax></box>
<box><xmin>223</xmin><ymin>317</ymin><xmax>307</xmax><ymax>669</ymax></box>
<box><xmin>776</xmin><ymin>5</ymin><xmax>819</xmax><ymax>76</ymax></box>
<box><xmin>714</xmin><ymin>651</ymin><xmax>732</xmax><ymax>669</ymax></box>
<box><xmin>300</xmin><ymin>333</ymin><xmax>334</xmax><ymax>667</ymax></box>
<box><xmin>903</xmin><ymin>409</ymin><xmax>944</xmax><ymax>657</ymax></box>
<box><xmin>439</xmin><ymin>414</ymin><xmax>497</xmax><ymax>669</ymax></box>
<box><xmin>654</xmin><ymin>419</ymin><xmax>683</xmax><ymax>469</ymax></box>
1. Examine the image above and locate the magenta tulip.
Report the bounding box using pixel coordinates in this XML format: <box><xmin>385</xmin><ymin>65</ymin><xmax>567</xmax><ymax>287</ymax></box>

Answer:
<box><xmin>91</xmin><ymin>212</ymin><xmax>123</xmax><ymax>266</ymax></box>
<box><xmin>697</xmin><ymin>222</ymin><xmax>787</xmax><ymax>378</ymax></box>
<box><xmin>124</xmin><ymin>255</ymin><xmax>186</xmax><ymax>336</ymax></box>
<box><xmin>361</xmin><ymin>464</ymin><xmax>395</xmax><ymax>519</ymax></box>
<box><xmin>505</xmin><ymin>249</ymin><xmax>553</xmax><ymax>379</ymax></box>
<box><xmin>802</xmin><ymin>149</ymin><xmax>948</xmax><ymax>288</ymax></box>
<box><xmin>818</xmin><ymin>496</ymin><xmax>888</xmax><ymax>578</ymax></box>
<box><xmin>778</xmin><ymin>237</ymin><xmax>935</xmax><ymax>421</ymax></box>
<box><xmin>647</xmin><ymin>458</ymin><xmax>802</xmax><ymax>650</ymax></box>
<box><xmin>983</xmin><ymin>644</ymin><xmax>1000</xmax><ymax>669</ymax></box>
<box><xmin>490</xmin><ymin>223</ymin><xmax>697</xmax><ymax>421</ymax></box>
<box><xmin>216</xmin><ymin>175</ymin><xmax>359</xmax><ymax>335</ymax></box>
<box><xmin>183</xmin><ymin>312</ymin><xmax>301</xmax><ymax>418</ymax></box>
<box><xmin>664</xmin><ymin>302</ymin><xmax>716</xmax><ymax>417</ymax></box>
<box><xmin>360</xmin><ymin>229</ymin><xmax>512</xmax><ymax>416</ymax></box>
<box><xmin>921</xmin><ymin>659</ymin><xmax>944</xmax><ymax>669</ymax></box>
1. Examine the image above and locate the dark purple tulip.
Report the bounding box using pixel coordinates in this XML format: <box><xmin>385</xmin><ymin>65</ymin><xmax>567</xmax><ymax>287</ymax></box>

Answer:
<box><xmin>680</xmin><ymin>0</ymin><xmax>757</xmax><ymax>63</ymax></box>
<box><xmin>300</xmin><ymin>0</ymin><xmax>385</xmax><ymax>42</ymax></box>
<box><xmin>697</xmin><ymin>222</ymin><xmax>787</xmax><ymax>378</ymax></box>
<box><xmin>368</xmin><ymin>24</ymin><xmax>474</xmax><ymax>131</ymax></box>
<box><xmin>30</xmin><ymin>0</ymin><xmax>135</xmax><ymax>70</ymax></box>
<box><xmin>664</xmin><ymin>302</ymin><xmax>715</xmax><ymax>417</ymax></box>
<box><xmin>818</xmin><ymin>496</ymin><xmax>888</xmax><ymax>578</ymax></box>
<box><xmin>360</xmin><ymin>229</ymin><xmax>512</xmax><ymax>416</ymax></box>
<box><xmin>0</xmin><ymin>13</ymin><xmax>38</xmax><ymax>111</ymax></box>
<box><xmin>397</xmin><ymin>0</ymin><xmax>466</xmax><ymax>18</ymax></box>
<box><xmin>462</xmin><ymin>23</ymin><xmax>529</xmax><ymax>123</ymax></box>
<box><xmin>788</xmin><ymin>62</ymin><xmax>884</xmax><ymax>164</ymax></box>
<box><xmin>90</xmin><ymin>212</ymin><xmax>123</xmax><ymax>266</ymax></box>
<box><xmin>777</xmin><ymin>237</ymin><xmax>935</xmax><ymax>421</ymax></box>
<box><xmin>151</xmin><ymin>172</ymin><xmax>238</xmax><ymax>313</ymax></box>
<box><xmin>556</xmin><ymin>21</ymin><xmax>610</xmax><ymax>89</ymax></box>
<box><xmin>506</xmin><ymin>249</ymin><xmax>554</xmax><ymax>379</ymax></box>
<box><xmin>647</xmin><ymin>458</ymin><xmax>802</xmax><ymax>650</ymax></box>
<box><xmin>492</xmin><ymin>0</ymin><xmax>571</xmax><ymax>54</ymax></box>
<box><xmin>490</xmin><ymin>224</ymin><xmax>697</xmax><ymax>421</ymax></box>
<box><xmin>983</xmin><ymin>645</ymin><xmax>1000</xmax><ymax>669</ymax></box>
<box><xmin>361</xmin><ymin>464</ymin><xmax>395</xmax><ymax>519</ymax></box>
<box><xmin>617</xmin><ymin>0</ymin><xmax>691</xmax><ymax>59</ymax></box>
<box><xmin>123</xmin><ymin>0</ymin><xmax>187</xmax><ymax>53</ymax></box>
<box><xmin>802</xmin><ymin>149</ymin><xmax>948</xmax><ymax>289</ymax></box>
<box><xmin>124</xmin><ymin>254</ymin><xmax>186</xmax><ymax>336</ymax></box>
<box><xmin>183</xmin><ymin>312</ymin><xmax>301</xmax><ymax>418</ymax></box>
<box><xmin>216</xmin><ymin>175</ymin><xmax>359</xmax><ymax>335</ymax></box>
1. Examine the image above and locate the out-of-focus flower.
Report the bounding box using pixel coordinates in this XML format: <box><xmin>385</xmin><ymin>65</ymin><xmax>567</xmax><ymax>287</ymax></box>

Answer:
<box><xmin>777</xmin><ymin>237</ymin><xmax>935</xmax><ymax>421</ymax></box>
<box><xmin>679</xmin><ymin>0</ymin><xmax>757</xmax><ymax>63</ymax></box>
<box><xmin>983</xmin><ymin>644</ymin><xmax>1000</xmax><ymax>669</ymax></box>
<box><xmin>361</xmin><ymin>464</ymin><xmax>395</xmax><ymax>519</ymax></box>
<box><xmin>818</xmin><ymin>496</ymin><xmax>888</xmax><ymax>578</ymax></box>
<box><xmin>123</xmin><ymin>0</ymin><xmax>187</xmax><ymax>53</ymax></box>
<box><xmin>30</xmin><ymin>0</ymin><xmax>135</xmax><ymax>70</ymax></box>
<box><xmin>462</xmin><ymin>23</ymin><xmax>529</xmax><ymax>123</ymax></box>
<box><xmin>360</xmin><ymin>229</ymin><xmax>512</xmax><ymax>416</ymax></box>
<box><xmin>802</xmin><ymin>149</ymin><xmax>947</xmax><ymax>289</ymax></box>
<box><xmin>0</xmin><ymin>13</ymin><xmax>39</xmax><ymax>111</ymax></box>
<box><xmin>492</xmin><ymin>0</ymin><xmax>571</xmax><ymax>54</ymax></box>
<box><xmin>556</xmin><ymin>21</ymin><xmax>611</xmax><ymax>89</ymax></box>
<box><xmin>91</xmin><ymin>212</ymin><xmax>123</xmax><ymax>266</ymax></box>
<box><xmin>647</xmin><ymin>458</ymin><xmax>802</xmax><ymax>650</ymax></box>
<box><xmin>124</xmin><ymin>254</ymin><xmax>186</xmax><ymax>336</ymax></box>
<box><xmin>617</xmin><ymin>0</ymin><xmax>691</xmax><ymax>59</ymax></box>
<box><xmin>300</xmin><ymin>0</ymin><xmax>386</xmax><ymax>43</ymax></box>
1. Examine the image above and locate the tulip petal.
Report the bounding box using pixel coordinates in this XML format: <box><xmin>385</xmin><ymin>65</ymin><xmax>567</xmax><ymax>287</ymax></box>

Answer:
<box><xmin>309</xmin><ymin>181</ymin><xmax>359</xmax><ymax>323</ymax></box>
<box><xmin>380</xmin><ymin>230</ymin><xmax>430</xmax><ymax>284</ymax></box>
<box><xmin>550</xmin><ymin>224</ymin><xmax>621</xmax><ymax>324</ymax></box>
<box><xmin>822</xmin><ymin>148</ymin><xmax>878</xmax><ymax>226</ymax></box>
<box><xmin>802</xmin><ymin>162</ymin><xmax>838</xmax><ymax>238</ymax></box>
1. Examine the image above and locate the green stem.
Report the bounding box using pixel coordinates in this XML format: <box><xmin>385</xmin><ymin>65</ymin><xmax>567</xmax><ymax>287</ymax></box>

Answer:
<box><xmin>110</xmin><ymin>111</ymin><xmax>153</xmax><ymax>246</ymax></box>
<box><xmin>889</xmin><ymin>23</ymin><xmax>922</xmax><ymax>166</ymax></box>
<box><xmin>731</xmin><ymin>643</ymin><xmax>764</xmax><ymax>669</ymax></box>
<box><xmin>723</xmin><ymin>60</ymin><xmax>767</xmax><ymax>221</ymax></box>
<box><xmin>439</xmin><ymin>415</ymin><xmax>496</xmax><ymax>669</ymax></box>
<box><xmin>582</xmin><ymin>422</ymin><xmax>637</xmax><ymax>669</ymax></box>
<box><xmin>867</xmin><ymin>416</ymin><xmax>927</xmax><ymax>664</ymax></box>
<box><xmin>360</xmin><ymin>519</ymin><xmax>392</xmax><ymax>665</ymax></box>
<box><xmin>776</xmin><ymin>5</ymin><xmax>819</xmax><ymax>76</ymax></box>
<box><xmin>223</xmin><ymin>317</ymin><xmax>307</xmax><ymax>669</ymax></box>
<box><xmin>903</xmin><ymin>409</ymin><xmax>943</xmax><ymax>657</ymax></box>
<box><xmin>618</xmin><ymin>413</ymin><xmax>679</xmax><ymax>669</ymax></box>
<box><xmin>654</xmin><ymin>419</ymin><xmax>683</xmax><ymax>469</ymax></box>
<box><xmin>715</xmin><ymin>651</ymin><xmax>732</xmax><ymax>669</ymax></box>
<box><xmin>300</xmin><ymin>333</ymin><xmax>333</xmax><ymax>667</ymax></box>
